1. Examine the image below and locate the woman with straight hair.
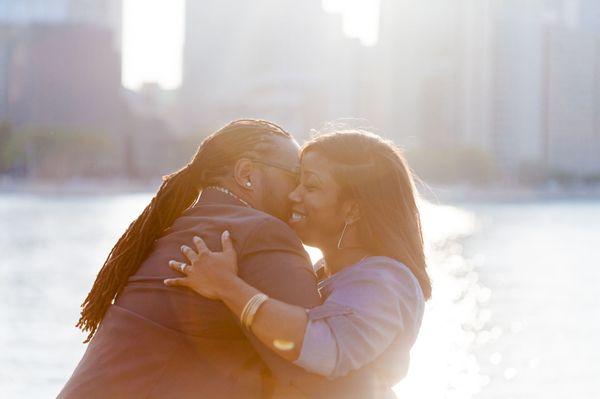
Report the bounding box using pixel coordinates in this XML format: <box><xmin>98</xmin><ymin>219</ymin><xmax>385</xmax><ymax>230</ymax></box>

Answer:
<box><xmin>167</xmin><ymin>129</ymin><xmax>432</xmax><ymax>398</ymax></box>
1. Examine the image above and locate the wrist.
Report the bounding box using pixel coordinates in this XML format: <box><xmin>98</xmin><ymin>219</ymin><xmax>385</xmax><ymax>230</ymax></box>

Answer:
<box><xmin>213</xmin><ymin>272</ymin><xmax>243</xmax><ymax>298</ymax></box>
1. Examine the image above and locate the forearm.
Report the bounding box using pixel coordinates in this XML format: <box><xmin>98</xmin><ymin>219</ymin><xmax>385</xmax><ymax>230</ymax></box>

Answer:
<box><xmin>217</xmin><ymin>275</ymin><xmax>309</xmax><ymax>361</ymax></box>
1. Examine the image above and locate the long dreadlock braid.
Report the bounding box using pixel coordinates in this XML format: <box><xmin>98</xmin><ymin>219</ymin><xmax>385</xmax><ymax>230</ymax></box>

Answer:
<box><xmin>77</xmin><ymin>119</ymin><xmax>291</xmax><ymax>342</ymax></box>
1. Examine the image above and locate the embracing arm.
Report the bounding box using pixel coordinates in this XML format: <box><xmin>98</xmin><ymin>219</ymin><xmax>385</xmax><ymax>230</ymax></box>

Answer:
<box><xmin>211</xmin><ymin>273</ymin><xmax>310</xmax><ymax>361</ymax></box>
<box><xmin>167</xmin><ymin>232</ymin><xmax>423</xmax><ymax>379</ymax></box>
<box><xmin>294</xmin><ymin>266</ymin><xmax>423</xmax><ymax>379</ymax></box>
<box><xmin>166</xmin><ymin>228</ymin><xmax>314</xmax><ymax>361</ymax></box>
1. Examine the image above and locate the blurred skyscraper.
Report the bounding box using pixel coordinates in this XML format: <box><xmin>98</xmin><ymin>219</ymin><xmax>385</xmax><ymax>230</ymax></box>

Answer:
<box><xmin>180</xmin><ymin>0</ymin><xmax>361</xmax><ymax>136</ymax></box>
<box><xmin>374</xmin><ymin>0</ymin><xmax>469</xmax><ymax>149</ymax></box>
<box><xmin>373</xmin><ymin>0</ymin><xmax>600</xmax><ymax>178</ymax></box>
<box><xmin>1</xmin><ymin>0</ymin><xmax>598</xmax><ymax>180</ymax></box>
<box><xmin>0</xmin><ymin>0</ymin><xmax>121</xmax><ymax>47</ymax></box>
<box><xmin>488</xmin><ymin>0</ymin><xmax>547</xmax><ymax>173</ymax></box>
<box><xmin>0</xmin><ymin>0</ymin><xmax>123</xmax><ymax>131</ymax></box>
<box><xmin>542</xmin><ymin>0</ymin><xmax>600</xmax><ymax>177</ymax></box>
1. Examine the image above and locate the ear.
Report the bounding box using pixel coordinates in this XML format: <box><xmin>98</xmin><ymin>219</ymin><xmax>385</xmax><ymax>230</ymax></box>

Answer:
<box><xmin>344</xmin><ymin>199</ymin><xmax>361</xmax><ymax>225</ymax></box>
<box><xmin>233</xmin><ymin>158</ymin><xmax>255</xmax><ymax>190</ymax></box>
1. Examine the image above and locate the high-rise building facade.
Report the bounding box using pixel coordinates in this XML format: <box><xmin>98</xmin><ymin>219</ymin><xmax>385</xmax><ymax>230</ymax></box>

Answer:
<box><xmin>375</xmin><ymin>0</ymin><xmax>493</xmax><ymax>151</ymax></box>
<box><xmin>375</xmin><ymin>0</ymin><xmax>457</xmax><ymax>148</ymax></box>
<box><xmin>374</xmin><ymin>0</ymin><xmax>600</xmax><ymax>177</ymax></box>
<box><xmin>543</xmin><ymin>2</ymin><xmax>600</xmax><ymax>176</ymax></box>
<box><xmin>488</xmin><ymin>0</ymin><xmax>547</xmax><ymax>172</ymax></box>
<box><xmin>0</xmin><ymin>0</ymin><xmax>123</xmax><ymax>131</ymax></box>
<box><xmin>180</xmin><ymin>0</ymin><xmax>361</xmax><ymax>136</ymax></box>
<box><xmin>0</xmin><ymin>0</ymin><xmax>121</xmax><ymax>47</ymax></box>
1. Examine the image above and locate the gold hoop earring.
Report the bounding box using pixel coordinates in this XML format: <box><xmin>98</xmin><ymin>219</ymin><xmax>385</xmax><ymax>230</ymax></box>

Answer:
<box><xmin>337</xmin><ymin>222</ymin><xmax>349</xmax><ymax>249</ymax></box>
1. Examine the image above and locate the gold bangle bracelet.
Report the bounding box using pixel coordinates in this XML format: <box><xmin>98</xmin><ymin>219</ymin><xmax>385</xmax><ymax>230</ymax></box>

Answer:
<box><xmin>241</xmin><ymin>293</ymin><xmax>269</xmax><ymax>329</ymax></box>
<box><xmin>240</xmin><ymin>295</ymin><xmax>259</xmax><ymax>326</ymax></box>
<box><xmin>241</xmin><ymin>294</ymin><xmax>265</xmax><ymax>328</ymax></box>
<box><xmin>245</xmin><ymin>294</ymin><xmax>268</xmax><ymax>329</ymax></box>
<box><xmin>240</xmin><ymin>294</ymin><xmax>262</xmax><ymax>326</ymax></box>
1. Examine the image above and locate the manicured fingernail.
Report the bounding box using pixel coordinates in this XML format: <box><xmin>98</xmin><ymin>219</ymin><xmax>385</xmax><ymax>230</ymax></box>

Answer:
<box><xmin>193</xmin><ymin>236</ymin><xmax>200</xmax><ymax>242</ymax></box>
<box><xmin>169</xmin><ymin>260</ymin><xmax>176</xmax><ymax>266</ymax></box>
<box><xmin>180</xmin><ymin>245</ymin><xmax>186</xmax><ymax>251</ymax></box>
<box><xmin>223</xmin><ymin>230</ymin><xmax>230</xmax><ymax>238</ymax></box>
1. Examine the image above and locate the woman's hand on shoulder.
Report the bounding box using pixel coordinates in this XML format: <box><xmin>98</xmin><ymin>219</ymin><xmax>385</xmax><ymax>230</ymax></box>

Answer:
<box><xmin>164</xmin><ymin>231</ymin><xmax>239</xmax><ymax>299</ymax></box>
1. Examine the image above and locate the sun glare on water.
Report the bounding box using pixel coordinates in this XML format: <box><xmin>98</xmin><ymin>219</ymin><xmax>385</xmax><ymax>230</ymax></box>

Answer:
<box><xmin>306</xmin><ymin>201</ymin><xmax>488</xmax><ymax>398</ymax></box>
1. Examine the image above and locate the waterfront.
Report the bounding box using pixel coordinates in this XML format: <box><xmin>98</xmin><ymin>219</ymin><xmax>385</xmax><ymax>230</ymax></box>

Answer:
<box><xmin>0</xmin><ymin>193</ymin><xmax>598</xmax><ymax>398</ymax></box>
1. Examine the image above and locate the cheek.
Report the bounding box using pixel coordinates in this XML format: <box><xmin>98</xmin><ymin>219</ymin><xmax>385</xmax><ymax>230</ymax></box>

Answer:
<box><xmin>305</xmin><ymin>196</ymin><xmax>342</xmax><ymax>229</ymax></box>
<box><xmin>274</xmin><ymin>184</ymin><xmax>295</xmax><ymax>209</ymax></box>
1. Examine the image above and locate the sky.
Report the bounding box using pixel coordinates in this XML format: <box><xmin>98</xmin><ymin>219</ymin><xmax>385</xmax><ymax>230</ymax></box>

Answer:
<box><xmin>122</xmin><ymin>0</ymin><xmax>380</xmax><ymax>90</ymax></box>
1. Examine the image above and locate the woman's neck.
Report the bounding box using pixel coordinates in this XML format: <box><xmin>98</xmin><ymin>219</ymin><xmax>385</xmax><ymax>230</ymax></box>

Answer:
<box><xmin>322</xmin><ymin>247</ymin><xmax>370</xmax><ymax>276</ymax></box>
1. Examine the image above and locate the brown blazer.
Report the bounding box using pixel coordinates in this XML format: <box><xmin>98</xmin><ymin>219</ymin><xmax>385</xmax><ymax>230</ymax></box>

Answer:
<box><xmin>58</xmin><ymin>189</ymin><xmax>329</xmax><ymax>398</ymax></box>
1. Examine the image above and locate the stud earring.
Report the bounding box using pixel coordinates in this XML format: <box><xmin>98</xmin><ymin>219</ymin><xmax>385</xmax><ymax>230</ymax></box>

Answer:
<box><xmin>245</xmin><ymin>181</ymin><xmax>252</xmax><ymax>188</ymax></box>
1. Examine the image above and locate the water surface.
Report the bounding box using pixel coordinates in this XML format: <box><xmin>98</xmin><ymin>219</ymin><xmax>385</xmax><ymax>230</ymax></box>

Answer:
<box><xmin>0</xmin><ymin>193</ymin><xmax>598</xmax><ymax>398</ymax></box>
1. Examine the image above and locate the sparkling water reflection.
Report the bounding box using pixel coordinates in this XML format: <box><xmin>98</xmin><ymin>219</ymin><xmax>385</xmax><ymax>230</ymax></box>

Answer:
<box><xmin>1</xmin><ymin>193</ymin><xmax>599</xmax><ymax>397</ymax></box>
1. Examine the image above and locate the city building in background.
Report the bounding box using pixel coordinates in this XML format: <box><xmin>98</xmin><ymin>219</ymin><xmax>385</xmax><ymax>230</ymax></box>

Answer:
<box><xmin>0</xmin><ymin>0</ymin><xmax>122</xmax><ymax>130</ymax></box>
<box><xmin>0</xmin><ymin>0</ymin><xmax>179</xmax><ymax>179</ymax></box>
<box><xmin>543</xmin><ymin>27</ymin><xmax>600</xmax><ymax>177</ymax></box>
<box><xmin>0</xmin><ymin>0</ymin><xmax>121</xmax><ymax>47</ymax></box>
<box><xmin>372</xmin><ymin>0</ymin><xmax>600</xmax><ymax>180</ymax></box>
<box><xmin>5</xmin><ymin>24</ymin><xmax>122</xmax><ymax>132</ymax></box>
<box><xmin>1</xmin><ymin>0</ymin><xmax>599</xmax><ymax>181</ymax></box>
<box><xmin>180</xmin><ymin>0</ymin><xmax>361</xmax><ymax>137</ymax></box>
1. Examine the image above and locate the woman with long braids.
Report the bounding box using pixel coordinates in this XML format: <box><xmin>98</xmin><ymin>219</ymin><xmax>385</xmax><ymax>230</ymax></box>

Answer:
<box><xmin>59</xmin><ymin>119</ymin><xmax>335</xmax><ymax>398</ymax></box>
<box><xmin>75</xmin><ymin>119</ymin><xmax>296</xmax><ymax>342</ymax></box>
<box><xmin>165</xmin><ymin>130</ymin><xmax>431</xmax><ymax>398</ymax></box>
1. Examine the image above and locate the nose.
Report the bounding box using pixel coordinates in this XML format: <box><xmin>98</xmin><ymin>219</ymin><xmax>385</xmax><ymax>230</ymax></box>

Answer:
<box><xmin>288</xmin><ymin>184</ymin><xmax>301</xmax><ymax>203</ymax></box>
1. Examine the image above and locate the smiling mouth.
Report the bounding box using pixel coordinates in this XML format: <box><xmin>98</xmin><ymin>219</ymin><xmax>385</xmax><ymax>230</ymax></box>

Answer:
<box><xmin>290</xmin><ymin>212</ymin><xmax>306</xmax><ymax>222</ymax></box>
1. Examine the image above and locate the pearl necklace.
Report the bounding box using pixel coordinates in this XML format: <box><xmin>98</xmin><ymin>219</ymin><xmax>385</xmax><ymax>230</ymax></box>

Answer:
<box><xmin>205</xmin><ymin>186</ymin><xmax>252</xmax><ymax>208</ymax></box>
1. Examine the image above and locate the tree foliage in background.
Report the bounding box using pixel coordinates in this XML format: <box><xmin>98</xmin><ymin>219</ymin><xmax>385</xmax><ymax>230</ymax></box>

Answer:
<box><xmin>0</xmin><ymin>121</ymin><xmax>11</xmax><ymax>174</ymax></box>
<box><xmin>1</xmin><ymin>127</ymin><xmax>119</xmax><ymax>179</ymax></box>
<box><xmin>0</xmin><ymin>120</ymin><xmax>207</xmax><ymax>181</ymax></box>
